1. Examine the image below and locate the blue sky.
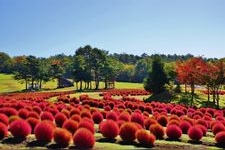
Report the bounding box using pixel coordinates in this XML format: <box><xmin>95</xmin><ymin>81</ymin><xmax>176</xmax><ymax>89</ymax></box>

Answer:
<box><xmin>0</xmin><ymin>0</ymin><xmax>224</xmax><ymax>58</ymax></box>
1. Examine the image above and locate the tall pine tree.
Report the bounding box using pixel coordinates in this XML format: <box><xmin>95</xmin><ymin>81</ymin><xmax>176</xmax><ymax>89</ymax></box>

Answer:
<box><xmin>144</xmin><ymin>57</ymin><xmax>168</xmax><ymax>95</ymax></box>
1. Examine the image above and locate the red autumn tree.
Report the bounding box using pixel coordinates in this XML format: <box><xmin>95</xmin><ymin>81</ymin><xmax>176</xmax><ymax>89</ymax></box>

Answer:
<box><xmin>176</xmin><ymin>57</ymin><xmax>208</xmax><ymax>105</ymax></box>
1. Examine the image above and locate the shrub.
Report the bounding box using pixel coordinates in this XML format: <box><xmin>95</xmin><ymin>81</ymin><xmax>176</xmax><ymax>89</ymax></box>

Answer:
<box><xmin>195</xmin><ymin>124</ymin><xmax>207</xmax><ymax>136</ymax></box>
<box><xmin>28</xmin><ymin>111</ymin><xmax>40</xmax><ymax>120</ymax></box>
<box><xmin>149</xmin><ymin>123</ymin><xmax>165</xmax><ymax>139</ymax></box>
<box><xmin>55</xmin><ymin>112</ymin><xmax>67</xmax><ymax>127</ymax></box>
<box><xmin>100</xmin><ymin>120</ymin><xmax>119</xmax><ymax>139</ymax></box>
<box><xmin>78</xmin><ymin>120</ymin><xmax>95</xmax><ymax>134</ymax></box>
<box><xmin>34</xmin><ymin>121</ymin><xmax>55</xmax><ymax>143</ymax></box>
<box><xmin>167</xmin><ymin>120</ymin><xmax>180</xmax><ymax>127</ymax></box>
<box><xmin>118</xmin><ymin>112</ymin><xmax>131</xmax><ymax>122</ymax></box>
<box><xmin>62</xmin><ymin>119</ymin><xmax>78</xmax><ymax>134</ymax></box>
<box><xmin>54</xmin><ymin>128</ymin><xmax>72</xmax><ymax>147</ymax></box>
<box><xmin>144</xmin><ymin>118</ymin><xmax>157</xmax><ymax>130</ymax></box>
<box><xmin>0</xmin><ymin>122</ymin><xmax>8</xmax><ymax>140</ymax></box>
<box><xmin>0</xmin><ymin>113</ymin><xmax>9</xmax><ymax>126</ymax></box>
<box><xmin>157</xmin><ymin>115</ymin><xmax>168</xmax><ymax>127</ymax></box>
<box><xmin>215</xmin><ymin>131</ymin><xmax>225</xmax><ymax>146</ymax></box>
<box><xmin>136</xmin><ymin>129</ymin><xmax>155</xmax><ymax>147</ymax></box>
<box><xmin>40</xmin><ymin>111</ymin><xmax>54</xmax><ymax>121</ymax></box>
<box><xmin>119</xmin><ymin>122</ymin><xmax>139</xmax><ymax>142</ymax></box>
<box><xmin>188</xmin><ymin>126</ymin><xmax>203</xmax><ymax>141</ymax></box>
<box><xmin>70</xmin><ymin>114</ymin><xmax>81</xmax><ymax>123</ymax></box>
<box><xmin>92</xmin><ymin>111</ymin><xmax>103</xmax><ymax>124</ymax></box>
<box><xmin>166</xmin><ymin>125</ymin><xmax>182</xmax><ymax>140</ymax></box>
<box><xmin>8</xmin><ymin>115</ymin><xmax>21</xmax><ymax>124</ymax></box>
<box><xmin>212</xmin><ymin>123</ymin><xmax>225</xmax><ymax>135</ymax></box>
<box><xmin>73</xmin><ymin>128</ymin><xmax>95</xmax><ymax>148</ymax></box>
<box><xmin>9</xmin><ymin>119</ymin><xmax>31</xmax><ymax>139</ymax></box>
<box><xmin>18</xmin><ymin>109</ymin><xmax>29</xmax><ymax>119</ymax></box>
<box><xmin>26</xmin><ymin>117</ymin><xmax>40</xmax><ymax>133</ymax></box>
<box><xmin>80</xmin><ymin>110</ymin><xmax>92</xmax><ymax>119</ymax></box>
<box><xmin>179</xmin><ymin>121</ymin><xmax>191</xmax><ymax>134</ymax></box>
<box><xmin>131</xmin><ymin>112</ymin><xmax>144</xmax><ymax>127</ymax></box>
<box><xmin>106</xmin><ymin>111</ymin><xmax>118</xmax><ymax>121</ymax></box>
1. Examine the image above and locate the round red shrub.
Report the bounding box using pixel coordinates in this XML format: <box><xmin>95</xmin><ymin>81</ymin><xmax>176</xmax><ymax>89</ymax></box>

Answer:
<box><xmin>0</xmin><ymin>122</ymin><xmax>8</xmax><ymax>140</ymax></box>
<box><xmin>167</xmin><ymin>120</ymin><xmax>180</xmax><ymax>126</ymax></box>
<box><xmin>119</xmin><ymin>122</ymin><xmax>138</xmax><ymax>142</ymax></box>
<box><xmin>212</xmin><ymin>123</ymin><xmax>225</xmax><ymax>135</ymax></box>
<box><xmin>149</xmin><ymin>123</ymin><xmax>165</xmax><ymax>139</ymax></box>
<box><xmin>70</xmin><ymin>108</ymin><xmax>80</xmax><ymax>116</ymax></box>
<box><xmin>144</xmin><ymin>118</ymin><xmax>157</xmax><ymax>130</ymax></box>
<box><xmin>131</xmin><ymin>112</ymin><xmax>144</xmax><ymax>127</ymax></box>
<box><xmin>32</xmin><ymin>106</ymin><xmax>42</xmax><ymax>114</ymax></box>
<box><xmin>196</xmin><ymin>119</ymin><xmax>208</xmax><ymax>129</ymax></box>
<box><xmin>54</xmin><ymin>128</ymin><xmax>72</xmax><ymax>147</ymax></box>
<box><xmin>0</xmin><ymin>113</ymin><xmax>9</xmax><ymax>126</ymax></box>
<box><xmin>188</xmin><ymin>126</ymin><xmax>203</xmax><ymax>141</ymax></box>
<box><xmin>80</xmin><ymin>110</ymin><xmax>92</xmax><ymax>119</ymax></box>
<box><xmin>166</xmin><ymin>125</ymin><xmax>182</xmax><ymax>140</ymax></box>
<box><xmin>62</xmin><ymin>119</ymin><xmax>78</xmax><ymax>134</ymax></box>
<box><xmin>157</xmin><ymin>115</ymin><xmax>168</xmax><ymax>127</ymax></box>
<box><xmin>8</xmin><ymin>115</ymin><xmax>21</xmax><ymax>124</ymax></box>
<box><xmin>26</xmin><ymin>117</ymin><xmax>40</xmax><ymax>133</ymax></box>
<box><xmin>28</xmin><ymin>111</ymin><xmax>40</xmax><ymax>120</ymax></box>
<box><xmin>34</xmin><ymin>121</ymin><xmax>55</xmax><ymax>143</ymax></box>
<box><xmin>18</xmin><ymin>109</ymin><xmax>29</xmax><ymax>119</ymax></box>
<box><xmin>195</xmin><ymin>124</ymin><xmax>207</xmax><ymax>136</ymax></box>
<box><xmin>78</xmin><ymin>120</ymin><xmax>95</xmax><ymax>134</ymax></box>
<box><xmin>55</xmin><ymin>112</ymin><xmax>68</xmax><ymax>127</ymax></box>
<box><xmin>73</xmin><ymin>128</ymin><xmax>95</xmax><ymax>148</ymax></box>
<box><xmin>100</xmin><ymin>120</ymin><xmax>119</xmax><ymax>139</ymax></box>
<box><xmin>40</xmin><ymin>111</ymin><xmax>54</xmax><ymax>121</ymax></box>
<box><xmin>215</xmin><ymin>131</ymin><xmax>225</xmax><ymax>146</ymax></box>
<box><xmin>70</xmin><ymin>114</ymin><xmax>81</xmax><ymax>122</ymax></box>
<box><xmin>118</xmin><ymin>112</ymin><xmax>131</xmax><ymax>122</ymax></box>
<box><xmin>136</xmin><ymin>129</ymin><xmax>155</xmax><ymax>147</ymax></box>
<box><xmin>106</xmin><ymin>111</ymin><xmax>118</xmax><ymax>121</ymax></box>
<box><xmin>92</xmin><ymin>111</ymin><xmax>103</xmax><ymax>124</ymax></box>
<box><xmin>179</xmin><ymin>121</ymin><xmax>191</xmax><ymax>134</ymax></box>
<box><xmin>9</xmin><ymin>119</ymin><xmax>31</xmax><ymax>139</ymax></box>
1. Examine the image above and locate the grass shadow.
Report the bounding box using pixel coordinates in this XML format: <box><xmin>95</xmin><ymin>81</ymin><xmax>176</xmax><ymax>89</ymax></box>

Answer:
<box><xmin>133</xmin><ymin>142</ymin><xmax>154</xmax><ymax>148</ymax></box>
<box><xmin>47</xmin><ymin>143</ymin><xmax>69</xmax><ymax>149</ymax></box>
<box><xmin>188</xmin><ymin>140</ymin><xmax>202</xmax><ymax>145</ymax></box>
<box><xmin>69</xmin><ymin>145</ymin><xmax>92</xmax><ymax>149</ymax></box>
<box><xmin>2</xmin><ymin>137</ymin><xmax>25</xmax><ymax>144</ymax></box>
<box><xmin>27</xmin><ymin>140</ymin><xmax>48</xmax><ymax>147</ymax></box>
<box><xmin>118</xmin><ymin>140</ymin><xmax>138</xmax><ymax>146</ymax></box>
<box><xmin>97</xmin><ymin>138</ymin><xmax>117</xmax><ymax>143</ymax></box>
<box><xmin>165</xmin><ymin>138</ymin><xmax>182</xmax><ymax>142</ymax></box>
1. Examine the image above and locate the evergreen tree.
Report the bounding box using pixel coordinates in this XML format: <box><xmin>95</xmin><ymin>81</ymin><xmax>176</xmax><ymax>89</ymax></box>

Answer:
<box><xmin>144</xmin><ymin>57</ymin><xmax>168</xmax><ymax>94</ymax></box>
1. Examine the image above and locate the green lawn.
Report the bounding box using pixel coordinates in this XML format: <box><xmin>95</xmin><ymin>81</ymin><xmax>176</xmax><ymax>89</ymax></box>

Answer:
<box><xmin>0</xmin><ymin>73</ymin><xmax>144</xmax><ymax>94</ymax></box>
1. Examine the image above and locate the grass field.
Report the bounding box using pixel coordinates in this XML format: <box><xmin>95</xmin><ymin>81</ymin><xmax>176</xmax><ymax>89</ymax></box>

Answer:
<box><xmin>0</xmin><ymin>73</ymin><xmax>143</xmax><ymax>94</ymax></box>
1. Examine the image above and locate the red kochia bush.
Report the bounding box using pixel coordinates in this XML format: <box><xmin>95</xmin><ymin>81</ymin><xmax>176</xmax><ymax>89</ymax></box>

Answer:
<box><xmin>73</xmin><ymin>128</ymin><xmax>95</xmax><ymax>148</ymax></box>
<box><xmin>149</xmin><ymin>124</ymin><xmax>165</xmax><ymax>139</ymax></box>
<box><xmin>55</xmin><ymin>112</ymin><xmax>67</xmax><ymax>127</ymax></box>
<box><xmin>188</xmin><ymin>126</ymin><xmax>203</xmax><ymax>141</ymax></box>
<box><xmin>100</xmin><ymin>120</ymin><xmax>119</xmax><ymax>139</ymax></box>
<box><xmin>34</xmin><ymin>121</ymin><xmax>55</xmax><ymax>143</ymax></box>
<box><xmin>119</xmin><ymin>122</ymin><xmax>138</xmax><ymax>142</ymax></box>
<box><xmin>26</xmin><ymin>117</ymin><xmax>40</xmax><ymax>133</ymax></box>
<box><xmin>106</xmin><ymin>111</ymin><xmax>118</xmax><ymax>121</ymax></box>
<box><xmin>166</xmin><ymin>125</ymin><xmax>182</xmax><ymax>140</ymax></box>
<box><xmin>40</xmin><ymin>111</ymin><xmax>54</xmax><ymax>121</ymax></box>
<box><xmin>18</xmin><ymin>109</ymin><xmax>29</xmax><ymax>119</ymax></box>
<box><xmin>62</xmin><ymin>119</ymin><xmax>78</xmax><ymax>134</ymax></box>
<box><xmin>78</xmin><ymin>120</ymin><xmax>95</xmax><ymax>134</ymax></box>
<box><xmin>212</xmin><ymin>123</ymin><xmax>225</xmax><ymax>135</ymax></box>
<box><xmin>54</xmin><ymin>128</ymin><xmax>72</xmax><ymax>147</ymax></box>
<box><xmin>118</xmin><ymin>112</ymin><xmax>131</xmax><ymax>122</ymax></box>
<box><xmin>179</xmin><ymin>121</ymin><xmax>191</xmax><ymax>134</ymax></box>
<box><xmin>157</xmin><ymin>115</ymin><xmax>168</xmax><ymax>127</ymax></box>
<box><xmin>131</xmin><ymin>112</ymin><xmax>144</xmax><ymax>127</ymax></box>
<box><xmin>144</xmin><ymin>118</ymin><xmax>157</xmax><ymax>130</ymax></box>
<box><xmin>92</xmin><ymin>111</ymin><xmax>104</xmax><ymax>124</ymax></box>
<box><xmin>215</xmin><ymin>131</ymin><xmax>225</xmax><ymax>146</ymax></box>
<box><xmin>0</xmin><ymin>113</ymin><xmax>9</xmax><ymax>125</ymax></box>
<box><xmin>136</xmin><ymin>129</ymin><xmax>155</xmax><ymax>147</ymax></box>
<box><xmin>0</xmin><ymin>122</ymin><xmax>8</xmax><ymax>140</ymax></box>
<box><xmin>9</xmin><ymin>119</ymin><xmax>31</xmax><ymax>139</ymax></box>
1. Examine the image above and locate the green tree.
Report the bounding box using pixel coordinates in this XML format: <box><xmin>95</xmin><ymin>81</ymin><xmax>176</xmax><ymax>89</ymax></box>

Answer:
<box><xmin>0</xmin><ymin>52</ymin><xmax>12</xmax><ymax>73</ymax></box>
<box><xmin>144</xmin><ymin>57</ymin><xmax>168</xmax><ymax>94</ymax></box>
